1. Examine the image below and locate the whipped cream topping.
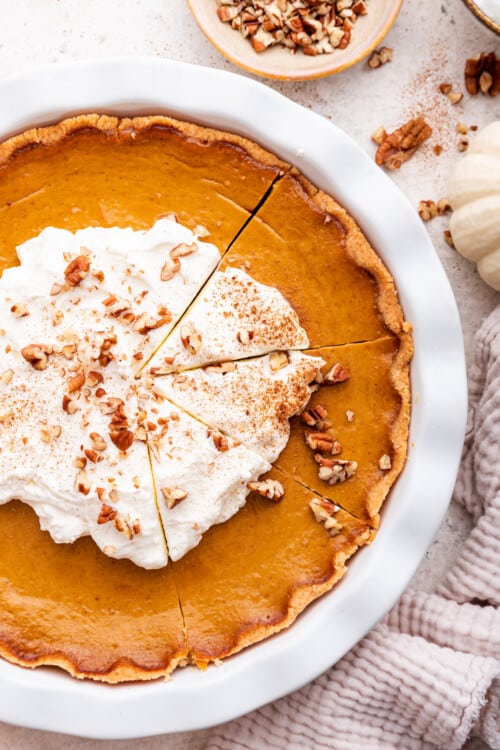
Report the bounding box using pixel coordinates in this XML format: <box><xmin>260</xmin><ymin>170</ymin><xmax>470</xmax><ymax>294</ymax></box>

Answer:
<box><xmin>0</xmin><ymin>220</ymin><xmax>321</xmax><ymax>568</ymax></box>
<box><xmin>148</xmin><ymin>267</ymin><xmax>309</xmax><ymax>373</ymax></box>
<box><xmin>153</xmin><ymin>351</ymin><xmax>324</xmax><ymax>463</ymax></box>
<box><xmin>2</xmin><ymin>219</ymin><xmax>220</xmax><ymax>374</ymax></box>
<box><xmin>0</xmin><ymin>338</ymin><xmax>167</xmax><ymax>569</ymax></box>
<box><xmin>139</xmin><ymin>396</ymin><xmax>271</xmax><ymax>561</ymax></box>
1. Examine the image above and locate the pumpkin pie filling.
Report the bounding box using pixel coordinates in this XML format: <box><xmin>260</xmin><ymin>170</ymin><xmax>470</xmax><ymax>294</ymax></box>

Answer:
<box><xmin>0</xmin><ymin>114</ymin><xmax>412</xmax><ymax>682</ymax></box>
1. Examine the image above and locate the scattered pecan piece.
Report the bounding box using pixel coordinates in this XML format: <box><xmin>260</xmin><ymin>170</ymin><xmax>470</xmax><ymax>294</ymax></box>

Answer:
<box><xmin>465</xmin><ymin>52</ymin><xmax>500</xmax><ymax>96</ymax></box>
<box><xmin>133</xmin><ymin>312</ymin><xmax>170</xmax><ymax>335</ymax></box>
<box><xmin>373</xmin><ymin>117</ymin><xmax>432</xmax><ymax>170</ymax></box>
<box><xmin>97</xmin><ymin>503</ymin><xmax>117</xmax><ymax>524</ymax></box>
<box><xmin>309</xmin><ymin>496</ymin><xmax>342</xmax><ymax>536</ymax></box>
<box><xmin>323</xmin><ymin>362</ymin><xmax>350</xmax><ymax>384</ymax></box>
<box><xmin>317</xmin><ymin>458</ymin><xmax>357</xmax><ymax>485</ymax></box>
<box><xmin>10</xmin><ymin>303</ymin><xmax>29</xmax><ymax>318</ymax></box>
<box><xmin>64</xmin><ymin>255</ymin><xmax>90</xmax><ymax>287</ymax></box>
<box><xmin>180</xmin><ymin>322</ymin><xmax>202</xmax><ymax>355</ymax></box>
<box><xmin>109</xmin><ymin>429</ymin><xmax>134</xmax><ymax>452</ymax></box>
<box><xmin>269</xmin><ymin>351</ymin><xmax>289</xmax><ymax>372</ymax></box>
<box><xmin>208</xmin><ymin>428</ymin><xmax>231</xmax><ymax>452</ymax></box>
<box><xmin>76</xmin><ymin>468</ymin><xmax>90</xmax><ymax>496</ymax></box>
<box><xmin>367</xmin><ymin>46</ymin><xmax>393</xmax><ymax>68</ymax></box>
<box><xmin>21</xmin><ymin>344</ymin><xmax>53</xmax><ymax>370</ymax></box>
<box><xmin>67</xmin><ymin>372</ymin><xmax>85</xmax><ymax>393</ymax></box>
<box><xmin>161</xmin><ymin>487</ymin><xmax>188</xmax><ymax>509</ymax></box>
<box><xmin>248</xmin><ymin>478</ymin><xmax>285</xmax><ymax>501</ymax></box>
<box><xmin>418</xmin><ymin>198</ymin><xmax>451</xmax><ymax>222</ymax></box>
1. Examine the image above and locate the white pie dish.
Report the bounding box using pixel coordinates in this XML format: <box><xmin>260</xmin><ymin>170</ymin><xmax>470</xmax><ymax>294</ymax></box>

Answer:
<box><xmin>0</xmin><ymin>57</ymin><xmax>466</xmax><ymax>739</ymax></box>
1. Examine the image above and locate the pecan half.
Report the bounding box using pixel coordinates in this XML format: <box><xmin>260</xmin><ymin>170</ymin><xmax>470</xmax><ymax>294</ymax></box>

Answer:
<box><xmin>465</xmin><ymin>52</ymin><xmax>500</xmax><ymax>96</ymax></box>
<box><xmin>64</xmin><ymin>255</ymin><xmax>90</xmax><ymax>287</ymax></box>
<box><xmin>373</xmin><ymin>117</ymin><xmax>432</xmax><ymax>170</ymax></box>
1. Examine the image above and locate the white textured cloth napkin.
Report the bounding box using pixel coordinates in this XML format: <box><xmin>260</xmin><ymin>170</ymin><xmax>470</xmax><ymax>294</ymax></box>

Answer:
<box><xmin>203</xmin><ymin>306</ymin><xmax>500</xmax><ymax>750</ymax></box>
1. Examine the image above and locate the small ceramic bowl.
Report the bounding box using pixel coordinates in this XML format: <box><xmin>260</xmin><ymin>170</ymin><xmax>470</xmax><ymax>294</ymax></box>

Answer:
<box><xmin>187</xmin><ymin>0</ymin><xmax>403</xmax><ymax>80</ymax></box>
<box><xmin>462</xmin><ymin>0</ymin><xmax>500</xmax><ymax>34</ymax></box>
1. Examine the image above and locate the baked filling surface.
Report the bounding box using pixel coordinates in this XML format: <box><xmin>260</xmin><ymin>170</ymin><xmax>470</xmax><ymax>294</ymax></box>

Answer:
<box><xmin>0</xmin><ymin>114</ymin><xmax>412</xmax><ymax>682</ymax></box>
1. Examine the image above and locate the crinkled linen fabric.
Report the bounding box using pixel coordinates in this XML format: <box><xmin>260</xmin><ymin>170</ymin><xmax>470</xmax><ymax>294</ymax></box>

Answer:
<box><xmin>203</xmin><ymin>306</ymin><xmax>500</xmax><ymax>750</ymax></box>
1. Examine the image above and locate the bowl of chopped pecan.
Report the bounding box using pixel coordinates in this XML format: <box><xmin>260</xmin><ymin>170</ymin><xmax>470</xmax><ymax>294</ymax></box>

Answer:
<box><xmin>187</xmin><ymin>0</ymin><xmax>403</xmax><ymax>80</ymax></box>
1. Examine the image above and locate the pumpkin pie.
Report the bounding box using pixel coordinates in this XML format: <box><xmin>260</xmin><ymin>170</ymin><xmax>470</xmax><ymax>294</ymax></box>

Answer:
<box><xmin>0</xmin><ymin>113</ymin><xmax>411</xmax><ymax>682</ymax></box>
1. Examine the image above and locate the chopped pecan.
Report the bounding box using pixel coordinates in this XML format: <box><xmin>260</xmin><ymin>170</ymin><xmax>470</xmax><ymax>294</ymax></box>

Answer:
<box><xmin>21</xmin><ymin>344</ymin><xmax>53</xmax><ymax>371</ymax></box>
<box><xmin>367</xmin><ymin>46</ymin><xmax>393</xmax><ymax>69</ymax></box>
<box><xmin>465</xmin><ymin>52</ymin><xmax>500</xmax><ymax>96</ymax></box>
<box><xmin>133</xmin><ymin>312</ymin><xmax>170</xmax><ymax>335</ymax></box>
<box><xmin>204</xmin><ymin>361</ymin><xmax>237</xmax><ymax>374</ymax></box>
<box><xmin>97</xmin><ymin>503</ymin><xmax>117</xmax><ymax>524</ymax></box>
<box><xmin>76</xmin><ymin>468</ymin><xmax>90</xmax><ymax>496</ymax></box>
<box><xmin>64</xmin><ymin>255</ymin><xmax>90</xmax><ymax>287</ymax></box>
<box><xmin>309</xmin><ymin>496</ymin><xmax>342</xmax><ymax>536</ymax></box>
<box><xmin>317</xmin><ymin>458</ymin><xmax>357</xmax><ymax>485</ymax></box>
<box><xmin>323</xmin><ymin>362</ymin><xmax>350</xmax><ymax>384</ymax></box>
<box><xmin>0</xmin><ymin>369</ymin><xmax>14</xmax><ymax>385</ymax></box>
<box><xmin>373</xmin><ymin>117</ymin><xmax>432</xmax><ymax>170</ymax></box>
<box><xmin>67</xmin><ymin>372</ymin><xmax>85</xmax><ymax>393</ymax></box>
<box><xmin>208</xmin><ymin>428</ymin><xmax>231</xmax><ymax>452</ymax></box>
<box><xmin>248</xmin><ymin>478</ymin><xmax>285</xmax><ymax>501</ymax></box>
<box><xmin>161</xmin><ymin>486</ymin><xmax>188</xmax><ymax>509</ymax></box>
<box><xmin>62</xmin><ymin>394</ymin><xmax>78</xmax><ymax>414</ymax></box>
<box><xmin>109</xmin><ymin>429</ymin><xmax>134</xmax><ymax>452</ymax></box>
<box><xmin>90</xmin><ymin>432</ymin><xmax>107</xmax><ymax>451</ymax></box>
<box><xmin>237</xmin><ymin>329</ymin><xmax>254</xmax><ymax>345</ymax></box>
<box><xmin>180</xmin><ymin>322</ymin><xmax>202</xmax><ymax>355</ymax></box>
<box><xmin>10</xmin><ymin>303</ymin><xmax>29</xmax><ymax>318</ymax></box>
<box><xmin>269</xmin><ymin>351</ymin><xmax>289</xmax><ymax>372</ymax></box>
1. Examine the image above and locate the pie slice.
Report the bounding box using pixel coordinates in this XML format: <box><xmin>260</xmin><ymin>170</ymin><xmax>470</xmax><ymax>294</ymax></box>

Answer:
<box><xmin>0</xmin><ymin>114</ymin><xmax>288</xmax><ymax>267</ymax></box>
<box><xmin>151</xmin><ymin>351</ymin><xmax>324</xmax><ymax>463</ymax></box>
<box><xmin>139</xmin><ymin>391</ymin><xmax>271</xmax><ymax>561</ymax></box>
<box><xmin>0</xmin><ymin>500</ymin><xmax>186</xmax><ymax>682</ymax></box>
<box><xmin>275</xmin><ymin>336</ymin><xmax>412</xmax><ymax>524</ymax></box>
<box><xmin>148</xmin><ymin>267</ymin><xmax>309</xmax><ymax>374</ymax></box>
<box><xmin>171</xmin><ymin>467</ymin><xmax>372</xmax><ymax>666</ymax></box>
<box><xmin>221</xmin><ymin>169</ymin><xmax>406</xmax><ymax>347</ymax></box>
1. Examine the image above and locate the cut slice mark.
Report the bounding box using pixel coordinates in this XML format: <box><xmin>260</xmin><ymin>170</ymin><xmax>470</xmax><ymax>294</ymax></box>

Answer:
<box><xmin>0</xmin><ymin>185</ymin><xmax>47</xmax><ymax>213</ymax></box>
<box><xmin>145</xmin><ymin>439</ymin><xmax>188</xmax><ymax>649</ymax></box>
<box><xmin>149</xmin><ymin>346</ymin><xmax>308</xmax><ymax>376</ymax></box>
<box><xmin>273</xmin><ymin>464</ymin><xmax>378</xmax><ymax>529</ymax></box>
<box><xmin>146</xmin><ymin>389</ymin><xmax>268</xmax><ymax>469</ymax></box>
<box><xmin>274</xmin><ymin>335</ymin><xmax>413</xmax><ymax>527</ymax></box>
<box><xmin>136</xmin><ymin>170</ymin><xmax>288</xmax><ymax>376</ymax></box>
<box><xmin>272</xmin><ymin>464</ymin><xmax>374</xmax><ymax>540</ymax></box>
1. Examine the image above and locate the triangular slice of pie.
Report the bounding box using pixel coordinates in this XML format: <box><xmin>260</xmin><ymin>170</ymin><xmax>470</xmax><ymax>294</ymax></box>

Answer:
<box><xmin>275</xmin><ymin>336</ymin><xmax>412</xmax><ymax>524</ymax></box>
<box><xmin>148</xmin><ymin>267</ymin><xmax>309</xmax><ymax>374</ymax></box>
<box><xmin>171</xmin><ymin>466</ymin><xmax>372</xmax><ymax>666</ymax></box>
<box><xmin>151</xmin><ymin>351</ymin><xmax>324</xmax><ymax>463</ymax></box>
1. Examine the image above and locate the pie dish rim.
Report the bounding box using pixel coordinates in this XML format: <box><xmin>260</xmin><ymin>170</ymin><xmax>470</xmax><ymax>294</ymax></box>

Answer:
<box><xmin>0</xmin><ymin>57</ymin><xmax>467</xmax><ymax>739</ymax></box>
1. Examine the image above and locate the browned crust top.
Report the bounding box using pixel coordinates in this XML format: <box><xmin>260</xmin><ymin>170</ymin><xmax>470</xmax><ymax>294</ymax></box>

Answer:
<box><xmin>0</xmin><ymin>113</ymin><xmax>290</xmax><ymax>174</ymax></box>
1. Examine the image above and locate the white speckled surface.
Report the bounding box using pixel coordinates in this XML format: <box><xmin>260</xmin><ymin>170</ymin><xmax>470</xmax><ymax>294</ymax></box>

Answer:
<box><xmin>0</xmin><ymin>0</ymin><xmax>498</xmax><ymax>746</ymax></box>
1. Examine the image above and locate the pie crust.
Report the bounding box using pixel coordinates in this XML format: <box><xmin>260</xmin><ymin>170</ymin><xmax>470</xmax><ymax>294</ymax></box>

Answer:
<box><xmin>0</xmin><ymin>114</ymin><xmax>412</xmax><ymax>682</ymax></box>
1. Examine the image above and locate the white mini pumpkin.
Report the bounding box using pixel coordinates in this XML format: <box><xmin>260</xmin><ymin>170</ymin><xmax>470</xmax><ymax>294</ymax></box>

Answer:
<box><xmin>448</xmin><ymin>121</ymin><xmax>500</xmax><ymax>291</ymax></box>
